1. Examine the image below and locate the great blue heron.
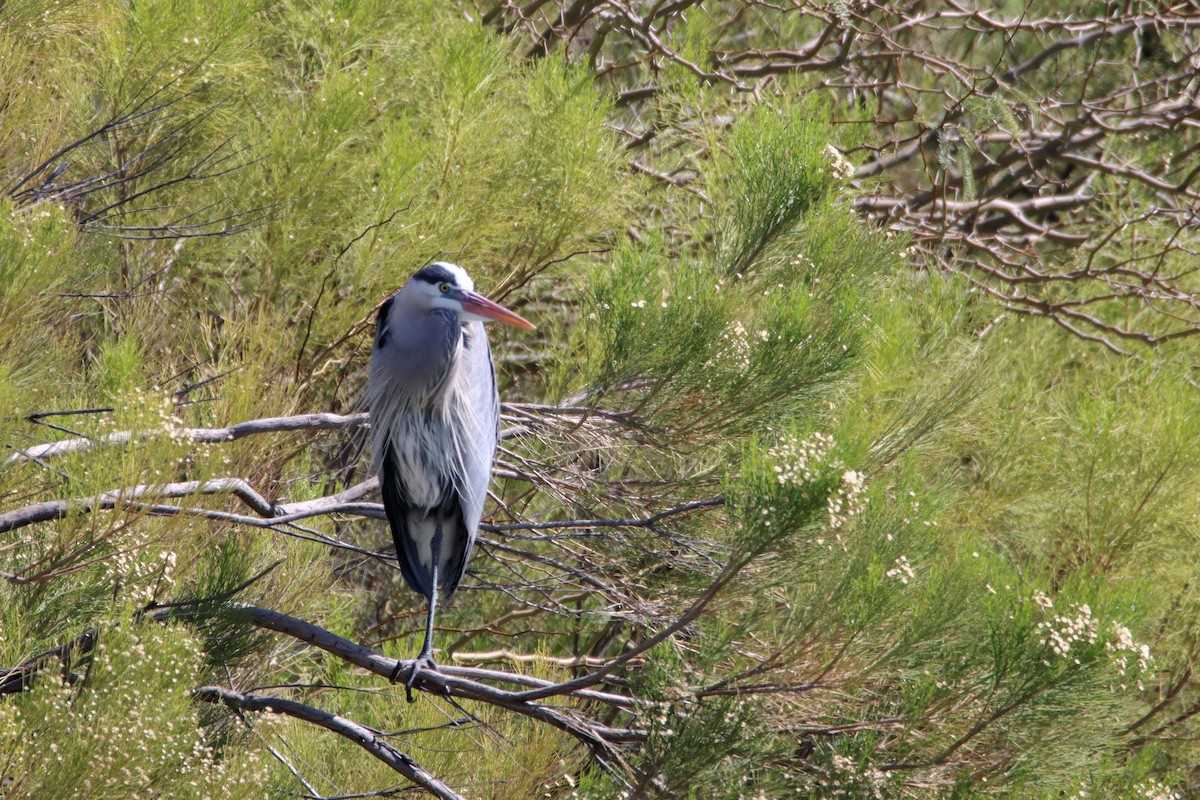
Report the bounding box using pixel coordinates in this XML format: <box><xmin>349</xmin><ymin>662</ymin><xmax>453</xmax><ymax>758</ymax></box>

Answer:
<box><xmin>367</xmin><ymin>262</ymin><xmax>533</xmax><ymax>701</ymax></box>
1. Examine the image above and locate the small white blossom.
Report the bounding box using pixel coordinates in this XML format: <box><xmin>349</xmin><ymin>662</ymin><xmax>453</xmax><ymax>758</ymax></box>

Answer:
<box><xmin>1133</xmin><ymin>779</ymin><xmax>1180</xmax><ymax>800</ymax></box>
<box><xmin>828</xmin><ymin>469</ymin><xmax>868</xmax><ymax>529</ymax></box>
<box><xmin>721</xmin><ymin>321</ymin><xmax>752</xmax><ymax>368</ymax></box>
<box><xmin>770</xmin><ymin>432</ymin><xmax>835</xmax><ymax>487</ymax></box>
<box><xmin>1107</xmin><ymin>621</ymin><xmax>1153</xmax><ymax>680</ymax></box>
<box><xmin>886</xmin><ymin>555</ymin><xmax>915</xmax><ymax>585</ymax></box>
<box><xmin>1037</xmin><ymin>603</ymin><xmax>1098</xmax><ymax>660</ymax></box>
<box><xmin>825</xmin><ymin>144</ymin><xmax>856</xmax><ymax>181</ymax></box>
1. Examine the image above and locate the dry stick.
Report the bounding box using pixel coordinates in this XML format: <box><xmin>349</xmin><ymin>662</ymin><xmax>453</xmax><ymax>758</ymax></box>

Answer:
<box><xmin>510</xmin><ymin>550</ymin><xmax>753</xmax><ymax>703</ymax></box>
<box><xmin>236</xmin><ymin>603</ymin><xmax>640</xmax><ymax>712</ymax></box>
<box><xmin>0</xmin><ymin>627</ymin><xmax>100</xmax><ymax>694</ymax></box>
<box><xmin>0</xmin><ymin>477</ymin><xmax>287</xmax><ymax>532</ymax></box>
<box><xmin>192</xmin><ymin>686</ymin><xmax>465</xmax><ymax>800</ymax></box>
<box><xmin>2</xmin><ymin>411</ymin><xmax>369</xmax><ymax>467</ymax></box>
<box><xmin>0</xmin><ymin>470</ymin><xmax>718</xmax><ymax>546</ymax></box>
<box><xmin>0</xmin><ymin>479</ymin><xmax>239</xmax><ymax>532</ymax></box>
<box><xmin>2</xmin><ymin>403</ymin><xmax>571</xmax><ymax>469</ymax></box>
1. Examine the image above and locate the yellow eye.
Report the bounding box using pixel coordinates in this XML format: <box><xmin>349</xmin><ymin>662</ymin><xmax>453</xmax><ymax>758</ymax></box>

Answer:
<box><xmin>439</xmin><ymin>283</ymin><xmax>451</xmax><ymax>293</ymax></box>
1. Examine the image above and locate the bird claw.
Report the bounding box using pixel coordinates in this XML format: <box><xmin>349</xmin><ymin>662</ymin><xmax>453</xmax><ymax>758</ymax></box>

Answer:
<box><xmin>400</xmin><ymin>654</ymin><xmax>437</xmax><ymax>703</ymax></box>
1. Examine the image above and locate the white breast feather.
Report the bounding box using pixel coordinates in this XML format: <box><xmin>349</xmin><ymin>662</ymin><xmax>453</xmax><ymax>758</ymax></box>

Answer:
<box><xmin>367</xmin><ymin>333</ymin><xmax>489</xmax><ymax>512</ymax></box>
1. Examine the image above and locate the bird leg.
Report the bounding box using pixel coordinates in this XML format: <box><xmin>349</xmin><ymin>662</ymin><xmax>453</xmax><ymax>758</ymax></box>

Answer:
<box><xmin>404</xmin><ymin>520</ymin><xmax>442</xmax><ymax>703</ymax></box>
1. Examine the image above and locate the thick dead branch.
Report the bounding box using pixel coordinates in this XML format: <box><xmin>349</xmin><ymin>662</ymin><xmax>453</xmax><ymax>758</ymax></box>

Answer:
<box><xmin>3</xmin><ymin>400</ymin><xmax>647</xmax><ymax>468</ymax></box>
<box><xmin>192</xmin><ymin>686</ymin><xmax>466</xmax><ymax>800</ymax></box>
<box><xmin>2</xmin><ymin>411</ymin><xmax>369</xmax><ymax>467</ymax></box>
<box><xmin>0</xmin><ymin>476</ymin><xmax>307</xmax><ymax>533</ymax></box>
<box><xmin>0</xmin><ymin>628</ymin><xmax>99</xmax><ymax>694</ymax></box>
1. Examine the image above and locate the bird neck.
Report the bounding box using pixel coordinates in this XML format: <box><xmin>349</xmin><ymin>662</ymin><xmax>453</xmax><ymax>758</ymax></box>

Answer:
<box><xmin>369</xmin><ymin>308</ymin><xmax>463</xmax><ymax>411</ymax></box>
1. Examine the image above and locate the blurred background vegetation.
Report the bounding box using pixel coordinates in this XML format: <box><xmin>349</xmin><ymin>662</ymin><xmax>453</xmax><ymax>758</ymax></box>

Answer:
<box><xmin>2</xmin><ymin>1</ymin><xmax>1199</xmax><ymax>797</ymax></box>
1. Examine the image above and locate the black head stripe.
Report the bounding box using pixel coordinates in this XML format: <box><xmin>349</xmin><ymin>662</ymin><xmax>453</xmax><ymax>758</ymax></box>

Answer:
<box><xmin>412</xmin><ymin>264</ymin><xmax>458</xmax><ymax>286</ymax></box>
<box><xmin>375</xmin><ymin>295</ymin><xmax>394</xmax><ymax>349</ymax></box>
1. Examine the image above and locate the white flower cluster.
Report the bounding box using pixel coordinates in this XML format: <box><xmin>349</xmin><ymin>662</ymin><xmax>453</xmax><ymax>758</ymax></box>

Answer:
<box><xmin>799</xmin><ymin>753</ymin><xmax>887</xmax><ymax>799</ymax></box>
<box><xmin>6</xmin><ymin>628</ymin><xmax>270</xmax><ymax>796</ymax></box>
<box><xmin>825</xmin><ymin>144</ymin><xmax>856</xmax><ymax>181</ymax></box>
<box><xmin>105</xmin><ymin>526</ymin><xmax>178</xmax><ymax>604</ymax></box>
<box><xmin>770</xmin><ymin>431</ymin><xmax>835</xmax><ymax>487</ymax></box>
<box><xmin>720</xmin><ymin>320</ymin><xmax>753</xmax><ymax>369</ymax></box>
<box><xmin>886</xmin><ymin>555</ymin><xmax>915</xmax><ymax>585</ymax></box>
<box><xmin>105</xmin><ymin>386</ymin><xmax>192</xmax><ymax>444</ymax></box>
<box><xmin>1108</xmin><ymin>622</ymin><xmax>1153</xmax><ymax>689</ymax></box>
<box><xmin>1037</xmin><ymin>602</ymin><xmax>1098</xmax><ymax>661</ymax></box>
<box><xmin>1133</xmin><ymin>779</ymin><xmax>1180</xmax><ymax>800</ymax></box>
<box><xmin>828</xmin><ymin>469</ymin><xmax>867</xmax><ymax>530</ymax></box>
<box><xmin>768</xmin><ymin>434</ymin><xmax>869</xmax><ymax>538</ymax></box>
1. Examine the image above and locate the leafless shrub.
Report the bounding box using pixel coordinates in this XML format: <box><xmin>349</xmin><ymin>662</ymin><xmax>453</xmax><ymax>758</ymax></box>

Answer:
<box><xmin>483</xmin><ymin>1</ymin><xmax>1200</xmax><ymax>355</ymax></box>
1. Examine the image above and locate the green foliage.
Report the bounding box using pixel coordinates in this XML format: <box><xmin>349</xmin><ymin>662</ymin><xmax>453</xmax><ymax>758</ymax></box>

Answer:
<box><xmin>716</xmin><ymin>105</ymin><xmax>836</xmax><ymax>275</ymax></box>
<box><xmin>0</xmin><ymin>203</ymin><xmax>77</xmax><ymax>415</ymax></box>
<box><xmin>0</xmin><ymin>624</ymin><xmax>270</xmax><ymax>799</ymax></box>
<box><xmin>579</xmin><ymin>111</ymin><xmax>887</xmax><ymax>448</ymax></box>
<box><xmin>1</xmin><ymin>2</ymin><xmax>1197</xmax><ymax>799</ymax></box>
<box><xmin>0</xmin><ymin>1</ymin><xmax>632</xmax><ymax>795</ymax></box>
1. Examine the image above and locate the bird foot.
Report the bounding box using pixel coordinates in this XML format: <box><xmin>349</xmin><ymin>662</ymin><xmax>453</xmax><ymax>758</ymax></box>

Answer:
<box><xmin>394</xmin><ymin>653</ymin><xmax>437</xmax><ymax>703</ymax></box>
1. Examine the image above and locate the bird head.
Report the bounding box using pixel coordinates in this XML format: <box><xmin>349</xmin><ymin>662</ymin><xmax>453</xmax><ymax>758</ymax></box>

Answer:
<box><xmin>408</xmin><ymin>262</ymin><xmax>534</xmax><ymax>329</ymax></box>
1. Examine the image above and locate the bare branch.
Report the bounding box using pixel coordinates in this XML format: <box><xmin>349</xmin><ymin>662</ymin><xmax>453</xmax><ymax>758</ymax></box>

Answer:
<box><xmin>3</xmin><ymin>411</ymin><xmax>369</xmax><ymax>467</ymax></box>
<box><xmin>193</xmin><ymin>686</ymin><xmax>467</xmax><ymax>800</ymax></box>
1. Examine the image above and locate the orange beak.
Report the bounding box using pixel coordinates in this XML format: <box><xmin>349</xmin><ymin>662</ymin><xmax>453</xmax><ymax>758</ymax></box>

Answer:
<box><xmin>458</xmin><ymin>291</ymin><xmax>535</xmax><ymax>329</ymax></box>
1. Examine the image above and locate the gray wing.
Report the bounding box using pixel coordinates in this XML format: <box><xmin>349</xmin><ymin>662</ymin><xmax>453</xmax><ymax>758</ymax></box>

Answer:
<box><xmin>442</xmin><ymin>320</ymin><xmax>499</xmax><ymax>600</ymax></box>
<box><xmin>368</xmin><ymin>294</ymin><xmax>435</xmax><ymax>600</ymax></box>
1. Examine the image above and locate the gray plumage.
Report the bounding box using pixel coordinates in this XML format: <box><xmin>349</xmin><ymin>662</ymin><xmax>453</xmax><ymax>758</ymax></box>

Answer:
<box><xmin>366</xmin><ymin>262</ymin><xmax>532</xmax><ymax>698</ymax></box>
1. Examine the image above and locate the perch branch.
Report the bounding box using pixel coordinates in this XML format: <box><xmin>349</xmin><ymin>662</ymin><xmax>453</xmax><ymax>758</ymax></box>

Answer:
<box><xmin>192</xmin><ymin>685</ymin><xmax>466</xmax><ymax>800</ymax></box>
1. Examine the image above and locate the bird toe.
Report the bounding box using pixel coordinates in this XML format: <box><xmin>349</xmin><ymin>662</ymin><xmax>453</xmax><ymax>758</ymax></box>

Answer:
<box><xmin>403</xmin><ymin>653</ymin><xmax>438</xmax><ymax>703</ymax></box>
